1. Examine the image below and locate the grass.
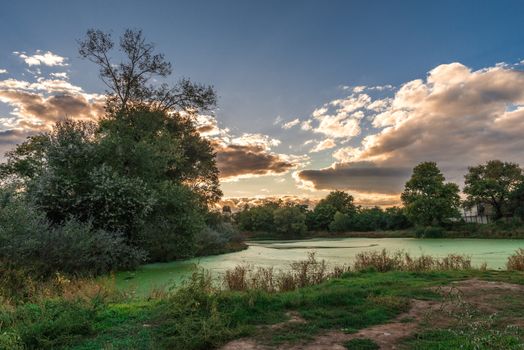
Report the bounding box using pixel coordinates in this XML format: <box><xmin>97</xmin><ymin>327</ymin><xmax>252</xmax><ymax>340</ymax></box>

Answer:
<box><xmin>1</xmin><ymin>253</ymin><xmax>524</xmax><ymax>349</ymax></box>
<box><xmin>344</xmin><ymin>338</ymin><xmax>380</xmax><ymax>349</ymax></box>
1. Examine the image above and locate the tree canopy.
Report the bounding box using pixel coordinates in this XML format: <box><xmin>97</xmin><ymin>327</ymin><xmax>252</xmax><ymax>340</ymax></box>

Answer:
<box><xmin>401</xmin><ymin>162</ymin><xmax>460</xmax><ymax>226</ymax></box>
<box><xmin>464</xmin><ymin>160</ymin><xmax>524</xmax><ymax>219</ymax></box>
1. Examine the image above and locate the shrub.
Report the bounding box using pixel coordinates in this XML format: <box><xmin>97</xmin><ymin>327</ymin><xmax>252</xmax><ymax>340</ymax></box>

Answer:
<box><xmin>223</xmin><ymin>252</ymin><xmax>349</xmax><ymax>292</ymax></box>
<box><xmin>140</xmin><ymin>183</ymin><xmax>205</xmax><ymax>262</ymax></box>
<box><xmin>353</xmin><ymin>249</ymin><xmax>471</xmax><ymax>272</ymax></box>
<box><xmin>0</xmin><ymin>191</ymin><xmax>146</xmax><ymax>277</ymax></box>
<box><xmin>0</xmin><ymin>299</ymin><xmax>98</xmax><ymax>349</ymax></box>
<box><xmin>195</xmin><ymin>222</ymin><xmax>241</xmax><ymax>256</ymax></box>
<box><xmin>155</xmin><ymin>270</ymin><xmax>242</xmax><ymax>350</ymax></box>
<box><xmin>415</xmin><ymin>226</ymin><xmax>445</xmax><ymax>238</ymax></box>
<box><xmin>507</xmin><ymin>248</ymin><xmax>524</xmax><ymax>271</ymax></box>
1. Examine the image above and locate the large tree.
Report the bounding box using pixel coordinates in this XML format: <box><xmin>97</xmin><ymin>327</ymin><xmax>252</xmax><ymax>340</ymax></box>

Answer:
<box><xmin>463</xmin><ymin>160</ymin><xmax>523</xmax><ymax>220</ymax></box>
<box><xmin>0</xmin><ymin>29</ymin><xmax>225</xmax><ymax>263</ymax></box>
<box><xmin>79</xmin><ymin>29</ymin><xmax>221</xmax><ymax>204</ymax></box>
<box><xmin>401</xmin><ymin>162</ymin><xmax>460</xmax><ymax>226</ymax></box>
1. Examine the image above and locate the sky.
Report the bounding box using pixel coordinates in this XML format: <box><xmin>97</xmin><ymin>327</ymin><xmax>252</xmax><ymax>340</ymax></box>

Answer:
<box><xmin>1</xmin><ymin>0</ymin><xmax>524</xmax><ymax>208</ymax></box>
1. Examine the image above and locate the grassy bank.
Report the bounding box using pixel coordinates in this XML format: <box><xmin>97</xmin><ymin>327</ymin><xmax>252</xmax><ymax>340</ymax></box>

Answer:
<box><xmin>243</xmin><ymin>222</ymin><xmax>524</xmax><ymax>241</ymax></box>
<box><xmin>1</xmin><ymin>250</ymin><xmax>524</xmax><ymax>349</ymax></box>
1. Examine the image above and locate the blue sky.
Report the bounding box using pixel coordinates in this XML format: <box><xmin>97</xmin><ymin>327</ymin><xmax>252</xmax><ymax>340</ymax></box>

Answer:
<box><xmin>2</xmin><ymin>1</ymin><xmax>524</xmax><ymax>206</ymax></box>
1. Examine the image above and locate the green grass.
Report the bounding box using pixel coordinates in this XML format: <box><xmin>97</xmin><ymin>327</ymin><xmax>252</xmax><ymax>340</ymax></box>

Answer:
<box><xmin>344</xmin><ymin>338</ymin><xmax>380</xmax><ymax>349</ymax></box>
<box><xmin>1</xmin><ymin>270</ymin><xmax>524</xmax><ymax>349</ymax></box>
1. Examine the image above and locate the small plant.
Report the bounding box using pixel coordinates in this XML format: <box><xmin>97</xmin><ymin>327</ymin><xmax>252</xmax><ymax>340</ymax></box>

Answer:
<box><xmin>353</xmin><ymin>249</ymin><xmax>471</xmax><ymax>272</ymax></box>
<box><xmin>223</xmin><ymin>252</ymin><xmax>350</xmax><ymax>292</ymax></box>
<box><xmin>507</xmin><ymin>248</ymin><xmax>524</xmax><ymax>271</ymax></box>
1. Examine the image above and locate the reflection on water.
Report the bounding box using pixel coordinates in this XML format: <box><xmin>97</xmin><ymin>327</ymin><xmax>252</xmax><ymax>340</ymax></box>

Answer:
<box><xmin>116</xmin><ymin>237</ymin><xmax>524</xmax><ymax>295</ymax></box>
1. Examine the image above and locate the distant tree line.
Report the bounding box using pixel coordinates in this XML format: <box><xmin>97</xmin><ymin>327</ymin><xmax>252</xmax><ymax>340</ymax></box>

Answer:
<box><xmin>234</xmin><ymin>190</ymin><xmax>411</xmax><ymax>238</ymax></box>
<box><xmin>234</xmin><ymin>160</ymin><xmax>524</xmax><ymax>238</ymax></box>
<box><xmin>0</xmin><ymin>29</ymin><xmax>239</xmax><ymax>278</ymax></box>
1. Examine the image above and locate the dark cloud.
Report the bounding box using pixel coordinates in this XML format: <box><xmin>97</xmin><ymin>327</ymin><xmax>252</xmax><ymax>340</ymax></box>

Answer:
<box><xmin>0</xmin><ymin>90</ymin><xmax>103</xmax><ymax>126</ymax></box>
<box><xmin>216</xmin><ymin>144</ymin><xmax>295</xmax><ymax>179</ymax></box>
<box><xmin>296</xmin><ymin>161</ymin><xmax>410</xmax><ymax>194</ymax></box>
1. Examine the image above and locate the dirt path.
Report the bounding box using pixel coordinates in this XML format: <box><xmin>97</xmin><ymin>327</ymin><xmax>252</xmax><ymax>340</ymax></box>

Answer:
<box><xmin>220</xmin><ymin>279</ymin><xmax>524</xmax><ymax>350</ymax></box>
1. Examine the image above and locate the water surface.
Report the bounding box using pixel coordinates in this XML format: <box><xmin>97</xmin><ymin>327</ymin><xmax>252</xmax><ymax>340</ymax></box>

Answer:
<box><xmin>117</xmin><ymin>237</ymin><xmax>523</xmax><ymax>295</ymax></box>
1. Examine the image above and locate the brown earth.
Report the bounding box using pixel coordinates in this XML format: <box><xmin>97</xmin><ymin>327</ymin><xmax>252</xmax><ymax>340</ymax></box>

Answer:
<box><xmin>220</xmin><ymin>279</ymin><xmax>524</xmax><ymax>350</ymax></box>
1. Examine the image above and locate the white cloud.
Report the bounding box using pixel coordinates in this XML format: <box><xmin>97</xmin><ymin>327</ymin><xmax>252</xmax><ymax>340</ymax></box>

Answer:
<box><xmin>0</xmin><ymin>69</ymin><xmax>7</xmax><ymax>74</ymax></box>
<box><xmin>281</xmin><ymin>118</ymin><xmax>300</xmax><ymax>129</ymax></box>
<box><xmin>310</xmin><ymin>138</ymin><xmax>336</xmax><ymax>153</ymax></box>
<box><xmin>296</xmin><ymin>61</ymin><xmax>524</xmax><ymax>197</ymax></box>
<box><xmin>231</xmin><ymin>133</ymin><xmax>281</xmax><ymax>150</ymax></box>
<box><xmin>50</xmin><ymin>72</ymin><xmax>68</xmax><ymax>79</ymax></box>
<box><xmin>14</xmin><ymin>50</ymin><xmax>68</xmax><ymax>67</ymax></box>
<box><xmin>301</xmin><ymin>119</ymin><xmax>313</xmax><ymax>131</ymax></box>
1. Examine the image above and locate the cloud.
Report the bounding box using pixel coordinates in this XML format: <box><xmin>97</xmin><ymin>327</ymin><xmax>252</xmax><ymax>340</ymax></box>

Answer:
<box><xmin>195</xmin><ymin>114</ymin><xmax>220</xmax><ymax>136</ymax></box>
<box><xmin>281</xmin><ymin>118</ymin><xmax>300</xmax><ymax>129</ymax></box>
<box><xmin>304</xmin><ymin>93</ymin><xmax>373</xmax><ymax>139</ymax></box>
<box><xmin>0</xmin><ymin>76</ymin><xmax>104</xmax><ymax>132</ymax></box>
<box><xmin>193</xmin><ymin>114</ymin><xmax>309</xmax><ymax>181</ymax></box>
<box><xmin>295</xmin><ymin>162</ymin><xmax>410</xmax><ymax>194</ymax></box>
<box><xmin>216</xmin><ymin>143</ymin><xmax>297</xmax><ymax>180</ymax></box>
<box><xmin>295</xmin><ymin>62</ymin><xmax>524</xmax><ymax>197</ymax></box>
<box><xmin>301</xmin><ymin>119</ymin><xmax>313</xmax><ymax>131</ymax></box>
<box><xmin>50</xmin><ymin>72</ymin><xmax>68</xmax><ymax>79</ymax></box>
<box><xmin>310</xmin><ymin>138</ymin><xmax>336</xmax><ymax>153</ymax></box>
<box><xmin>14</xmin><ymin>50</ymin><xmax>68</xmax><ymax>67</ymax></box>
<box><xmin>0</xmin><ymin>69</ymin><xmax>7</xmax><ymax>74</ymax></box>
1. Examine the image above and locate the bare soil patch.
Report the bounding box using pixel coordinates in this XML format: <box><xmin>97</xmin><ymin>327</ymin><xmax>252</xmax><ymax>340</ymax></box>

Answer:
<box><xmin>220</xmin><ymin>279</ymin><xmax>524</xmax><ymax>350</ymax></box>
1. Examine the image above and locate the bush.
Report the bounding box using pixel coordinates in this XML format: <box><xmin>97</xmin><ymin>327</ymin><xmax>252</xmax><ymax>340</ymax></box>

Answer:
<box><xmin>155</xmin><ymin>270</ymin><xmax>242</xmax><ymax>350</ymax></box>
<box><xmin>415</xmin><ymin>226</ymin><xmax>444</xmax><ymax>238</ymax></box>
<box><xmin>353</xmin><ymin>249</ymin><xmax>471</xmax><ymax>272</ymax></box>
<box><xmin>223</xmin><ymin>252</ymin><xmax>349</xmax><ymax>292</ymax></box>
<box><xmin>140</xmin><ymin>183</ymin><xmax>205</xmax><ymax>262</ymax></box>
<box><xmin>0</xmin><ymin>299</ymin><xmax>97</xmax><ymax>349</ymax></box>
<box><xmin>0</xmin><ymin>190</ymin><xmax>146</xmax><ymax>277</ymax></box>
<box><xmin>507</xmin><ymin>249</ymin><xmax>524</xmax><ymax>271</ymax></box>
<box><xmin>195</xmin><ymin>222</ymin><xmax>242</xmax><ymax>256</ymax></box>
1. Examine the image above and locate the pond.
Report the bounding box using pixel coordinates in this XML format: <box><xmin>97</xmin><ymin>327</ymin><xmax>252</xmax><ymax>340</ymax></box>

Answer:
<box><xmin>116</xmin><ymin>237</ymin><xmax>524</xmax><ymax>295</ymax></box>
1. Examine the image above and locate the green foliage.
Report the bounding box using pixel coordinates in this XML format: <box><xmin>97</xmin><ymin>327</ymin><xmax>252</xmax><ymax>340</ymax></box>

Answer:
<box><xmin>273</xmin><ymin>205</ymin><xmax>307</xmax><ymax>237</ymax></box>
<box><xmin>155</xmin><ymin>270</ymin><xmax>245</xmax><ymax>350</ymax></box>
<box><xmin>401</xmin><ymin>162</ymin><xmax>461</xmax><ymax>226</ymax></box>
<box><xmin>140</xmin><ymin>182</ymin><xmax>205</xmax><ymax>261</ymax></box>
<box><xmin>329</xmin><ymin>211</ymin><xmax>354</xmax><ymax>232</ymax></box>
<box><xmin>509</xmin><ymin>181</ymin><xmax>524</xmax><ymax>220</ymax></box>
<box><xmin>344</xmin><ymin>338</ymin><xmax>379</xmax><ymax>350</ymax></box>
<box><xmin>0</xmin><ymin>299</ymin><xmax>98</xmax><ymax>349</ymax></box>
<box><xmin>234</xmin><ymin>201</ymin><xmax>307</xmax><ymax>238</ymax></box>
<box><xmin>0</xmin><ymin>190</ymin><xmax>146</xmax><ymax>277</ymax></box>
<box><xmin>307</xmin><ymin>203</ymin><xmax>337</xmax><ymax>231</ymax></box>
<box><xmin>307</xmin><ymin>191</ymin><xmax>356</xmax><ymax>231</ymax></box>
<box><xmin>0</xmin><ymin>29</ymin><xmax>233</xmax><ymax>275</ymax></box>
<box><xmin>464</xmin><ymin>160</ymin><xmax>524</xmax><ymax>220</ymax></box>
<box><xmin>414</xmin><ymin>226</ymin><xmax>445</xmax><ymax>238</ymax></box>
<box><xmin>329</xmin><ymin>206</ymin><xmax>410</xmax><ymax>232</ymax></box>
<box><xmin>319</xmin><ymin>190</ymin><xmax>357</xmax><ymax>215</ymax></box>
<box><xmin>234</xmin><ymin>201</ymin><xmax>280</xmax><ymax>232</ymax></box>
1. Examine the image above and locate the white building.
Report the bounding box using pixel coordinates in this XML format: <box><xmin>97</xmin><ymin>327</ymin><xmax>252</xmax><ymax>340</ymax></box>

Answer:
<box><xmin>461</xmin><ymin>203</ymin><xmax>492</xmax><ymax>224</ymax></box>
